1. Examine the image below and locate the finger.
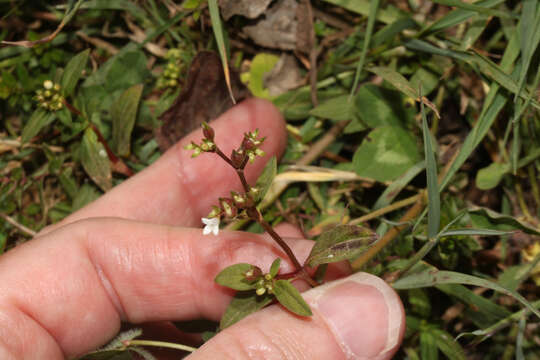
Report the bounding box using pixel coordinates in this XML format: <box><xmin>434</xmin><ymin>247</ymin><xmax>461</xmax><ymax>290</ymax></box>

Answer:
<box><xmin>0</xmin><ymin>218</ymin><xmax>315</xmax><ymax>358</ymax></box>
<box><xmin>190</xmin><ymin>272</ymin><xmax>405</xmax><ymax>360</ymax></box>
<box><xmin>42</xmin><ymin>98</ymin><xmax>286</xmax><ymax>234</ymax></box>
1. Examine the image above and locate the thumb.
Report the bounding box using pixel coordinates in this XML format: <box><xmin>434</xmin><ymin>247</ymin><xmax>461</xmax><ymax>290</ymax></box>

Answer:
<box><xmin>188</xmin><ymin>272</ymin><xmax>405</xmax><ymax>359</ymax></box>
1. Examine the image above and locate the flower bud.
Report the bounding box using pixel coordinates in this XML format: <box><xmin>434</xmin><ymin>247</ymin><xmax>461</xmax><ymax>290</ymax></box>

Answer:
<box><xmin>244</xmin><ymin>266</ymin><xmax>262</xmax><ymax>281</ymax></box>
<box><xmin>241</xmin><ymin>136</ymin><xmax>256</xmax><ymax>151</ymax></box>
<box><xmin>207</xmin><ymin>205</ymin><xmax>221</xmax><ymax>218</ymax></box>
<box><xmin>43</xmin><ymin>80</ymin><xmax>53</xmax><ymax>90</ymax></box>
<box><xmin>219</xmin><ymin>198</ymin><xmax>237</xmax><ymax>218</ymax></box>
<box><xmin>231</xmin><ymin>149</ymin><xmax>246</xmax><ymax>168</ymax></box>
<box><xmin>202</xmin><ymin>122</ymin><xmax>215</xmax><ymax>141</ymax></box>
<box><xmin>256</xmin><ymin>287</ymin><xmax>266</xmax><ymax>296</ymax></box>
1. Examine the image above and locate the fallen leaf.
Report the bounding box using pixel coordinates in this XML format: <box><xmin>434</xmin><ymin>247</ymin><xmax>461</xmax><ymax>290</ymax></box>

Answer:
<box><xmin>243</xmin><ymin>0</ymin><xmax>298</xmax><ymax>50</ymax></box>
<box><xmin>219</xmin><ymin>0</ymin><xmax>273</xmax><ymax>20</ymax></box>
<box><xmin>264</xmin><ymin>54</ymin><xmax>304</xmax><ymax>97</ymax></box>
<box><xmin>155</xmin><ymin>51</ymin><xmax>250</xmax><ymax>151</ymax></box>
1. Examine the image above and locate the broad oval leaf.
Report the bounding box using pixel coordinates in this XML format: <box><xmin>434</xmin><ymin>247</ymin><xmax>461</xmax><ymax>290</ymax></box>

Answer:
<box><xmin>111</xmin><ymin>84</ymin><xmax>143</xmax><ymax>157</ymax></box>
<box><xmin>215</xmin><ymin>263</ymin><xmax>259</xmax><ymax>291</ymax></box>
<box><xmin>254</xmin><ymin>156</ymin><xmax>277</xmax><ymax>203</ymax></box>
<box><xmin>81</xmin><ymin>128</ymin><xmax>112</xmax><ymax>192</ymax></box>
<box><xmin>475</xmin><ymin>162</ymin><xmax>510</xmax><ymax>190</ymax></box>
<box><xmin>61</xmin><ymin>49</ymin><xmax>90</xmax><ymax>97</ymax></box>
<box><xmin>220</xmin><ymin>291</ymin><xmax>273</xmax><ymax>329</ymax></box>
<box><xmin>353</xmin><ymin>126</ymin><xmax>421</xmax><ymax>182</ymax></box>
<box><xmin>273</xmin><ymin>279</ymin><xmax>312</xmax><ymax>317</ymax></box>
<box><xmin>307</xmin><ymin>225</ymin><xmax>377</xmax><ymax>267</ymax></box>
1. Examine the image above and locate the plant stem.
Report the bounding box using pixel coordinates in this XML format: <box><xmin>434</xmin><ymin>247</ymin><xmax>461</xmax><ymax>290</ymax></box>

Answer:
<box><xmin>124</xmin><ymin>339</ymin><xmax>197</xmax><ymax>352</ymax></box>
<box><xmin>214</xmin><ymin>144</ymin><xmax>317</xmax><ymax>286</ymax></box>
<box><xmin>0</xmin><ymin>212</ymin><xmax>37</xmax><ymax>237</ymax></box>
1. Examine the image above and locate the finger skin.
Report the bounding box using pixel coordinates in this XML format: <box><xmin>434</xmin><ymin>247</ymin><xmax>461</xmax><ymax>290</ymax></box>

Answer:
<box><xmin>189</xmin><ymin>273</ymin><xmax>405</xmax><ymax>360</ymax></box>
<box><xmin>41</xmin><ymin>98</ymin><xmax>286</xmax><ymax>235</ymax></box>
<box><xmin>0</xmin><ymin>218</ymin><xmax>315</xmax><ymax>358</ymax></box>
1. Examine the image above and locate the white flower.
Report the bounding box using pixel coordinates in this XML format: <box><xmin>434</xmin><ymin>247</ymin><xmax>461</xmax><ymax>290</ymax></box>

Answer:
<box><xmin>202</xmin><ymin>217</ymin><xmax>220</xmax><ymax>236</ymax></box>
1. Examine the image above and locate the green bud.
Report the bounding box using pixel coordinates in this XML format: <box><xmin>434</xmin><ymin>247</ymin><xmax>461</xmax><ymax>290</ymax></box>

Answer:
<box><xmin>256</xmin><ymin>287</ymin><xmax>266</xmax><ymax>296</ymax></box>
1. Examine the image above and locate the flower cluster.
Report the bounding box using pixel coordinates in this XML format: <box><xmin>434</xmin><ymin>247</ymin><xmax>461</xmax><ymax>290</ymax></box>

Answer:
<box><xmin>35</xmin><ymin>80</ymin><xmax>64</xmax><ymax>111</ymax></box>
<box><xmin>243</xmin><ymin>262</ymin><xmax>279</xmax><ymax>296</ymax></box>
<box><xmin>184</xmin><ymin>122</ymin><xmax>216</xmax><ymax>157</ymax></box>
<box><xmin>157</xmin><ymin>47</ymin><xmax>194</xmax><ymax>89</ymax></box>
<box><xmin>236</xmin><ymin>129</ymin><xmax>266</xmax><ymax>165</ymax></box>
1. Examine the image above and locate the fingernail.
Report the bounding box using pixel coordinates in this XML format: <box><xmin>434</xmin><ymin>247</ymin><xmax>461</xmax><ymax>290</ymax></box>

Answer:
<box><xmin>307</xmin><ymin>272</ymin><xmax>403</xmax><ymax>359</ymax></box>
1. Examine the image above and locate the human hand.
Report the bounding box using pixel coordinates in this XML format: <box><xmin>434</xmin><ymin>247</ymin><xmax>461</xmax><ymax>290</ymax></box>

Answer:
<box><xmin>0</xmin><ymin>98</ymin><xmax>405</xmax><ymax>359</ymax></box>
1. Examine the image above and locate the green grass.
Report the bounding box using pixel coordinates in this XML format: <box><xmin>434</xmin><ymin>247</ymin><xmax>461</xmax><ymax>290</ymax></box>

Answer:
<box><xmin>1</xmin><ymin>0</ymin><xmax>540</xmax><ymax>358</ymax></box>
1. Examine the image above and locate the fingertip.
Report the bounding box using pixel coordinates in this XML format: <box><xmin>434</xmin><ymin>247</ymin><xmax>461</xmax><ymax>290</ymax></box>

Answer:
<box><xmin>307</xmin><ymin>272</ymin><xmax>405</xmax><ymax>359</ymax></box>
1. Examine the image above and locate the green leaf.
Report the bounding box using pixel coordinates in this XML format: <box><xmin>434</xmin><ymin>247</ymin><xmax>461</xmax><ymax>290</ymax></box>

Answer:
<box><xmin>421</xmin><ymin>95</ymin><xmax>440</xmax><ymax>240</ymax></box>
<box><xmin>438</xmin><ymin>228</ymin><xmax>513</xmax><ymax>237</ymax></box>
<box><xmin>243</xmin><ymin>53</ymin><xmax>279</xmax><ymax>99</ymax></box>
<box><xmin>81</xmin><ymin>128</ymin><xmax>112</xmax><ymax>192</ymax></box>
<box><xmin>515</xmin><ymin>0</ymin><xmax>540</xmax><ymax>101</ymax></box>
<box><xmin>373</xmin><ymin>161</ymin><xmax>425</xmax><ymax>209</ymax></box>
<box><xmin>273</xmin><ymin>280</ymin><xmax>312</xmax><ymax>317</ymax></box>
<box><xmin>368</xmin><ymin>66</ymin><xmax>418</xmax><ymax>99</ymax></box>
<box><xmin>72</xmin><ymin>184</ymin><xmax>101</xmax><ymax>211</ymax></box>
<box><xmin>309</xmin><ymin>94</ymin><xmax>359</xmax><ymax>123</ymax></box>
<box><xmin>82</xmin><ymin>45</ymin><xmax>149</xmax><ymax>114</ymax></box>
<box><xmin>420</xmin><ymin>331</ymin><xmax>438</xmax><ymax>360</ymax></box>
<box><xmin>269</xmin><ymin>258</ymin><xmax>281</xmax><ymax>278</ymax></box>
<box><xmin>320</xmin><ymin>0</ymin><xmax>402</xmax><ymax>24</ymax></box>
<box><xmin>111</xmin><ymin>84</ymin><xmax>143</xmax><ymax>157</ymax></box>
<box><xmin>208</xmin><ymin>0</ymin><xmax>235</xmax><ymax>103</ymax></box>
<box><xmin>354</xmin><ymin>84</ymin><xmax>412</xmax><ymax>129</ymax></box>
<box><xmin>409</xmin><ymin>68</ymin><xmax>439</xmax><ymax>96</ymax></box>
<box><xmin>215</xmin><ymin>263</ymin><xmax>259</xmax><ymax>291</ymax></box>
<box><xmin>21</xmin><ymin>109</ymin><xmax>55</xmax><ymax>144</ymax></box>
<box><xmin>431</xmin><ymin>328</ymin><xmax>467</xmax><ymax>360</ymax></box>
<box><xmin>220</xmin><ymin>292</ymin><xmax>273</xmax><ymax>329</ymax></box>
<box><xmin>431</xmin><ymin>0</ymin><xmax>514</xmax><ymax>18</ymax></box>
<box><xmin>61</xmin><ymin>49</ymin><xmax>90</xmax><ymax>97</ymax></box>
<box><xmin>349</xmin><ymin>0</ymin><xmax>379</xmax><ymax>98</ymax></box>
<box><xmin>0</xmin><ymin>233</ymin><xmax>6</xmax><ymax>254</ymax></box>
<box><xmin>421</xmin><ymin>0</ymin><xmax>505</xmax><ymax>35</ymax></box>
<box><xmin>436</xmin><ymin>284</ymin><xmax>510</xmax><ymax>326</ymax></box>
<box><xmin>306</xmin><ymin>226</ymin><xmax>378</xmax><ymax>267</ymax></box>
<box><xmin>468</xmin><ymin>205</ymin><xmax>540</xmax><ymax>235</ymax></box>
<box><xmin>254</xmin><ymin>156</ymin><xmax>277</xmax><ymax>203</ymax></box>
<box><xmin>475</xmin><ymin>162</ymin><xmax>510</xmax><ymax>190</ymax></box>
<box><xmin>392</xmin><ymin>269</ymin><xmax>540</xmax><ymax>319</ymax></box>
<box><xmin>456</xmin><ymin>299</ymin><xmax>540</xmax><ymax>344</ymax></box>
<box><xmin>353</xmin><ymin>126</ymin><xmax>420</xmax><ymax>182</ymax></box>
<box><xmin>309</xmin><ymin>225</ymin><xmax>375</xmax><ymax>261</ymax></box>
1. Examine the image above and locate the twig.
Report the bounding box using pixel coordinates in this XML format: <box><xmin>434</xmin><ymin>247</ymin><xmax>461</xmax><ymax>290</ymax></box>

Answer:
<box><xmin>349</xmin><ymin>194</ymin><xmax>422</xmax><ymax>225</ymax></box>
<box><xmin>0</xmin><ymin>213</ymin><xmax>37</xmax><ymax>237</ymax></box>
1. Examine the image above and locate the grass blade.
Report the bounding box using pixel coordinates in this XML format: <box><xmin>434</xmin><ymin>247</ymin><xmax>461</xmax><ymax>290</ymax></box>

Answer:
<box><xmin>349</xmin><ymin>0</ymin><xmax>379</xmax><ymax>99</ymax></box>
<box><xmin>208</xmin><ymin>0</ymin><xmax>235</xmax><ymax>104</ymax></box>
<box><xmin>421</xmin><ymin>92</ymin><xmax>440</xmax><ymax>240</ymax></box>
<box><xmin>393</xmin><ymin>270</ymin><xmax>540</xmax><ymax>319</ymax></box>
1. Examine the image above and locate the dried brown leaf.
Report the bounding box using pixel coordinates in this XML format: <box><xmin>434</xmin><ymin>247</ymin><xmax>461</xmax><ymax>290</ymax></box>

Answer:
<box><xmin>155</xmin><ymin>51</ymin><xmax>250</xmax><ymax>151</ymax></box>
<box><xmin>219</xmin><ymin>0</ymin><xmax>273</xmax><ymax>20</ymax></box>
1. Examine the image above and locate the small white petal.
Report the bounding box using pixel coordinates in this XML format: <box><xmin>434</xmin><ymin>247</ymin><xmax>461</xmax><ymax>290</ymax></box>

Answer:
<box><xmin>202</xmin><ymin>217</ymin><xmax>220</xmax><ymax>236</ymax></box>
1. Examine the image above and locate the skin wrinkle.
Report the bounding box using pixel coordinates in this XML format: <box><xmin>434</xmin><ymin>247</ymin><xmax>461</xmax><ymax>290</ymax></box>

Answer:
<box><xmin>9</xmin><ymin>303</ymin><xmax>64</xmax><ymax>359</ymax></box>
<box><xmin>84</xmin><ymin>224</ymin><xmax>127</xmax><ymax>321</ymax></box>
